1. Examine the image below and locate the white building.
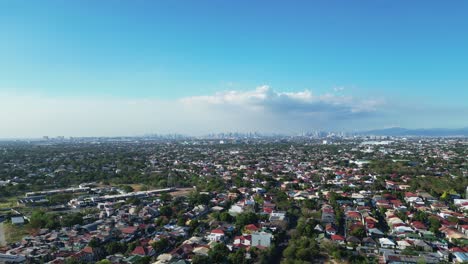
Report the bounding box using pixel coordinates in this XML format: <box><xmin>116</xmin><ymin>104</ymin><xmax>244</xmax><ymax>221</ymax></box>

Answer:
<box><xmin>207</xmin><ymin>229</ymin><xmax>225</xmax><ymax>242</ymax></box>
<box><xmin>251</xmin><ymin>232</ymin><xmax>273</xmax><ymax>247</ymax></box>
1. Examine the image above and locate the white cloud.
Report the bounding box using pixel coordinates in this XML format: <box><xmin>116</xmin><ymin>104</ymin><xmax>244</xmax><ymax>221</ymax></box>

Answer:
<box><xmin>181</xmin><ymin>85</ymin><xmax>381</xmax><ymax>115</ymax></box>
<box><xmin>0</xmin><ymin>86</ymin><xmax>384</xmax><ymax>137</ymax></box>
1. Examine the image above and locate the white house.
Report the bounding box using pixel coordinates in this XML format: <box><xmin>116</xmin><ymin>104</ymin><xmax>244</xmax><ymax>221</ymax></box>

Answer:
<box><xmin>233</xmin><ymin>235</ymin><xmax>251</xmax><ymax>247</ymax></box>
<box><xmin>228</xmin><ymin>204</ymin><xmax>244</xmax><ymax>215</ymax></box>
<box><xmin>207</xmin><ymin>229</ymin><xmax>225</xmax><ymax>242</ymax></box>
<box><xmin>397</xmin><ymin>240</ymin><xmax>411</xmax><ymax>250</ymax></box>
<box><xmin>251</xmin><ymin>232</ymin><xmax>273</xmax><ymax>247</ymax></box>
<box><xmin>379</xmin><ymin>238</ymin><xmax>396</xmax><ymax>249</ymax></box>
<box><xmin>393</xmin><ymin>225</ymin><xmax>414</xmax><ymax>234</ymax></box>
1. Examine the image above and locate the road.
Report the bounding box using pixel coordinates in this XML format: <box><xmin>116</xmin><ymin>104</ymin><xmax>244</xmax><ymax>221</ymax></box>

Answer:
<box><xmin>0</xmin><ymin>222</ymin><xmax>5</xmax><ymax>246</ymax></box>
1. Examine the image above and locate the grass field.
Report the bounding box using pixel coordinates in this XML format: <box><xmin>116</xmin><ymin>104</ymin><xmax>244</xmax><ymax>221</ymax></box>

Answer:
<box><xmin>0</xmin><ymin>197</ymin><xmax>17</xmax><ymax>209</ymax></box>
<box><xmin>4</xmin><ymin>222</ymin><xmax>30</xmax><ymax>243</ymax></box>
<box><xmin>97</xmin><ymin>182</ymin><xmax>146</xmax><ymax>191</ymax></box>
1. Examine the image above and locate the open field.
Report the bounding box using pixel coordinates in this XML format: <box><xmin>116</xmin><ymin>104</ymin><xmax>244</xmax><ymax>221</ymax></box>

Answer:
<box><xmin>0</xmin><ymin>197</ymin><xmax>17</xmax><ymax>209</ymax></box>
<box><xmin>170</xmin><ymin>187</ymin><xmax>194</xmax><ymax>197</ymax></box>
<box><xmin>4</xmin><ymin>222</ymin><xmax>30</xmax><ymax>244</ymax></box>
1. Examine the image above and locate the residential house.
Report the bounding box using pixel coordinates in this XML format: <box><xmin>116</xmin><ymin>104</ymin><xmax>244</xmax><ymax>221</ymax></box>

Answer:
<box><xmin>233</xmin><ymin>235</ymin><xmax>251</xmax><ymax>247</ymax></box>
<box><xmin>207</xmin><ymin>229</ymin><xmax>225</xmax><ymax>242</ymax></box>
<box><xmin>379</xmin><ymin>238</ymin><xmax>396</xmax><ymax>249</ymax></box>
<box><xmin>251</xmin><ymin>232</ymin><xmax>272</xmax><ymax>248</ymax></box>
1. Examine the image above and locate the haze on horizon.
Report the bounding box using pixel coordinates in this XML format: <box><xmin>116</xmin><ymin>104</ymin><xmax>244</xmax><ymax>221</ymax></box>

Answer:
<box><xmin>1</xmin><ymin>1</ymin><xmax>467</xmax><ymax>138</ymax></box>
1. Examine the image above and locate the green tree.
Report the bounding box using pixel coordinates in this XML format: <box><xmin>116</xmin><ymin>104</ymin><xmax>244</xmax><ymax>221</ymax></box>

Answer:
<box><xmin>235</xmin><ymin>212</ymin><xmax>258</xmax><ymax>229</ymax></box>
<box><xmin>135</xmin><ymin>256</ymin><xmax>151</xmax><ymax>264</ymax></box>
<box><xmin>95</xmin><ymin>260</ymin><xmax>111</xmax><ymax>264</ymax></box>
<box><xmin>88</xmin><ymin>238</ymin><xmax>101</xmax><ymax>248</ymax></box>
<box><xmin>121</xmin><ymin>185</ymin><xmax>134</xmax><ymax>193</ymax></box>
<box><xmin>160</xmin><ymin>192</ymin><xmax>172</xmax><ymax>202</ymax></box>
<box><xmin>151</xmin><ymin>238</ymin><xmax>169</xmax><ymax>253</ymax></box>
<box><xmin>228</xmin><ymin>248</ymin><xmax>247</xmax><ymax>264</ymax></box>
<box><xmin>349</xmin><ymin>226</ymin><xmax>366</xmax><ymax>239</ymax></box>
<box><xmin>105</xmin><ymin>241</ymin><xmax>127</xmax><ymax>255</ymax></box>
<box><xmin>428</xmin><ymin>217</ymin><xmax>441</xmax><ymax>234</ymax></box>
<box><xmin>29</xmin><ymin>210</ymin><xmax>47</xmax><ymax>229</ymax></box>
<box><xmin>159</xmin><ymin>206</ymin><xmax>173</xmax><ymax>217</ymax></box>
<box><xmin>192</xmin><ymin>255</ymin><xmax>210</xmax><ymax>264</ymax></box>
<box><xmin>220</xmin><ymin>212</ymin><xmax>233</xmax><ymax>222</ymax></box>
<box><xmin>61</xmin><ymin>212</ymin><xmax>84</xmax><ymax>227</ymax></box>
<box><xmin>126</xmin><ymin>197</ymin><xmax>141</xmax><ymax>205</ymax></box>
<box><xmin>208</xmin><ymin>243</ymin><xmax>229</xmax><ymax>263</ymax></box>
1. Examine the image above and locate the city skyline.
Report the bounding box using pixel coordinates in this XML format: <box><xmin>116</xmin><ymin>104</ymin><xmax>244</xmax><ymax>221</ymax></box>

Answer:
<box><xmin>1</xmin><ymin>1</ymin><xmax>467</xmax><ymax>137</ymax></box>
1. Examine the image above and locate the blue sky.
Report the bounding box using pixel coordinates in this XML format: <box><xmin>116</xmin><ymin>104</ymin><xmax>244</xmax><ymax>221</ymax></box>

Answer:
<box><xmin>0</xmin><ymin>1</ymin><xmax>467</xmax><ymax>137</ymax></box>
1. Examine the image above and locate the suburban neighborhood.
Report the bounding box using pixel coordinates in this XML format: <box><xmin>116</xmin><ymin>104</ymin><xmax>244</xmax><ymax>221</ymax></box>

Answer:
<box><xmin>0</xmin><ymin>135</ymin><xmax>467</xmax><ymax>263</ymax></box>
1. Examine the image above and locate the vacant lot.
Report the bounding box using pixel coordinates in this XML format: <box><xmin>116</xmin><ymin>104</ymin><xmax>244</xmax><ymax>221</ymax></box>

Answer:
<box><xmin>4</xmin><ymin>222</ymin><xmax>29</xmax><ymax>244</ymax></box>
<box><xmin>171</xmin><ymin>187</ymin><xmax>194</xmax><ymax>197</ymax></box>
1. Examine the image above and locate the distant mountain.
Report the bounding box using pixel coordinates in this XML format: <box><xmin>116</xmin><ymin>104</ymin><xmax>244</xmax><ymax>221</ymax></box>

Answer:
<box><xmin>358</xmin><ymin>127</ymin><xmax>468</xmax><ymax>137</ymax></box>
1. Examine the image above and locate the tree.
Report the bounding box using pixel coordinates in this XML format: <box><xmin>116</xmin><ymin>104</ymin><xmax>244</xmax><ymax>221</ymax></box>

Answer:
<box><xmin>126</xmin><ymin>242</ymin><xmax>138</xmax><ymax>255</ymax></box>
<box><xmin>428</xmin><ymin>217</ymin><xmax>441</xmax><ymax>234</ymax></box>
<box><xmin>283</xmin><ymin>243</ymin><xmax>297</xmax><ymax>259</ymax></box>
<box><xmin>135</xmin><ymin>256</ymin><xmax>151</xmax><ymax>264</ymax></box>
<box><xmin>121</xmin><ymin>185</ymin><xmax>134</xmax><ymax>193</ymax></box>
<box><xmin>189</xmin><ymin>192</ymin><xmax>211</xmax><ymax>205</ymax></box>
<box><xmin>208</xmin><ymin>243</ymin><xmax>229</xmax><ymax>263</ymax></box>
<box><xmin>45</xmin><ymin>214</ymin><xmax>60</xmax><ymax>229</ymax></box>
<box><xmin>348</xmin><ymin>255</ymin><xmax>371</xmax><ymax>264</ymax></box>
<box><xmin>349</xmin><ymin>226</ymin><xmax>366</xmax><ymax>239</ymax></box>
<box><xmin>177</xmin><ymin>216</ymin><xmax>186</xmax><ymax>226</ymax></box>
<box><xmin>296</xmin><ymin>248</ymin><xmax>311</xmax><ymax>261</ymax></box>
<box><xmin>105</xmin><ymin>241</ymin><xmax>127</xmax><ymax>255</ymax></box>
<box><xmin>160</xmin><ymin>192</ymin><xmax>172</xmax><ymax>202</ymax></box>
<box><xmin>220</xmin><ymin>212</ymin><xmax>233</xmax><ymax>222</ymax></box>
<box><xmin>126</xmin><ymin>197</ymin><xmax>141</xmax><ymax>205</ymax></box>
<box><xmin>235</xmin><ymin>212</ymin><xmax>258</xmax><ymax>229</ymax></box>
<box><xmin>61</xmin><ymin>212</ymin><xmax>84</xmax><ymax>227</ymax></box>
<box><xmin>29</xmin><ymin>210</ymin><xmax>47</xmax><ymax>229</ymax></box>
<box><xmin>192</xmin><ymin>255</ymin><xmax>210</xmax><ymax>264</ymax></box>
<box><xmin>283</xmin><ymin>237</ymin><xmax>320</xmax><ymax>263</ymax></box>
<box><xmin>189</xmin><ymin>219</ymin><xmax>200</xmax><ymax>232</ymax></box>
<box><xmin>95</xmin><ymin>260</ymin><xmax>111</xmax><ymax>264</ymax></box>
<box><xmin>159</xmin><ymin>206</ymin><xmax>173</xmax><ymax>217</ymax></box>
<box><xmin>447</xmin><ymin>216</ymin><xmax>459</xmax><ymax>224</ymax></box>
<box><xmin>413</xmin><ymin>211</ymin><xmax>428</xmax><ymax>222</ymax></box>
<box><xmin>29</xmin><ymin>210</ymin><xmax>60</xmax><ymax>229</ymax></box>
<box><xmin>228</xmin><ymin>248</ymin><xmax>247</xmax><ymax>264</ymax></box>
<box><xmin>88</xmin><ymin>238</ymin><xmax>101</xmax><ymax>248</ymax></box>
<box><xmin>151</xmin><ymin>238</ymin><xmax>169</xmax><ymax>253</ymax></box>
<box><xmin>49</xmin><ymin>193</ymin><xmax>73</xmax><ymax>205</ymax></box>
<box><xmin>65</xmin><ymin>259</ymin><xmax>85</xmax><ymax>264</ymax></box>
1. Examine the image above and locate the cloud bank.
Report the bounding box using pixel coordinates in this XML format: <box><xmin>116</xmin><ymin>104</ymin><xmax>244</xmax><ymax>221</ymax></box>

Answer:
<box><xmin>182</xmin><ymin>85</ymin><xmax>381</xmax><ymax>115</ymax></box>
<box><xmin>0</xmin><ymin>86</ymin><xmax>385</xmax><ymax>137</ymax></box>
